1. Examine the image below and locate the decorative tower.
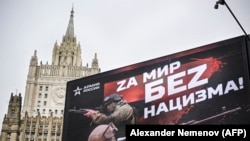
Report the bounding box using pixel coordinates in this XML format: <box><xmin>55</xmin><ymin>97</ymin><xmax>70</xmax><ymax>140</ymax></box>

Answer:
<box><xmin>0</xmin><ymin>93</ymin><xmax>22</xmax><ymax>141</ymax></box>
<box><xmin>21</xmin><ymin>7</ymin><xmax>101</xmax><ymax>118</ymax></box>
<box><xmin>52</xmin><ymin>7</ymin><xmax>82</xmax><ymax>67</ymax></box>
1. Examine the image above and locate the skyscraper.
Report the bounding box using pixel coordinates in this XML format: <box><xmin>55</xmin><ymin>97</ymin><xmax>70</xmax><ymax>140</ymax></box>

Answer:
<box><xmin>0</xmin><ymin>7</ymin><xmax>100</xmax><ymax>141</ymax></box>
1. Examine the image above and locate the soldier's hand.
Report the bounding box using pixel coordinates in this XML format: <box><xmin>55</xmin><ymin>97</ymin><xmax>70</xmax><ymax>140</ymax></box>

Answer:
<box><xmin>84</xmin><ymin>109</ymin><xmax>96</xmax><ymax>118</ymax></box>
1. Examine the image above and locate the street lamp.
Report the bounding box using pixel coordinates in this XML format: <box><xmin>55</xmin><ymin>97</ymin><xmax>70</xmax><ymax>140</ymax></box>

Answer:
<box><xmin>214</xmin><ymin>0</ymin><xmax>250</xmax><ymax>41</ymax></box>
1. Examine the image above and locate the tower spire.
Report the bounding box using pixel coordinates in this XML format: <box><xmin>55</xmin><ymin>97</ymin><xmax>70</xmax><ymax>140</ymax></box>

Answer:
<box><xmin>65</xmin><ymin>6</ymin><xmax>74</xmax><ymax>37</ymax></box>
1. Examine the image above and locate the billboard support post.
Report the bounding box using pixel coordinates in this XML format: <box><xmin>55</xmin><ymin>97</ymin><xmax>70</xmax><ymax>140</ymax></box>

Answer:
<box><xmin>214</xmin><ymin>0</ymin><xmax>250</xmax><ymax>41</ymax></box>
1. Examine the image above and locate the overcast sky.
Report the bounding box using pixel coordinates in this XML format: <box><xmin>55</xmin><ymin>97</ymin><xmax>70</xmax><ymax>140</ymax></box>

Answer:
<box><xmin>0</xmin><ymin>0</ymin><xmax>249</xmax><ymax>130</ymax></box>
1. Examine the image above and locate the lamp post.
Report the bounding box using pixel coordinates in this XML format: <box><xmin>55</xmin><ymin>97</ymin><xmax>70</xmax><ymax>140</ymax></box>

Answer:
<box><xmin>214</xmin><ymin>0</ymin><xmax>250</xmax><ymax>41</ymax></box>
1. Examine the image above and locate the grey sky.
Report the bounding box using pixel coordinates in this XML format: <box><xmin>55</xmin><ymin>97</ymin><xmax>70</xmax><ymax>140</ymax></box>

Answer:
<box><xmin>0</xmin><ymin>0</ymin><xmax>249</xmax><ymax>130</ymax></box>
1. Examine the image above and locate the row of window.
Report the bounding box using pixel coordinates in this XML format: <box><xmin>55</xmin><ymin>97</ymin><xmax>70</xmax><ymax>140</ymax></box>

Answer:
<box><xmin>25</xmin><ymin>133</ymin><xmax>61</xmax><ymax>139</ymax></box>
<box><xmin>39</xmin><ymin>86</ymin><xmax>49</xmax><ymax>91</ymax></box>
<box><xmin>4</xmin><ymin>133</ymin><xmax>61</xmax><ymax>140</ymax></box>
<box><xmin>26</xmin><ymin>125</ymin><xmax>61</xmax><ymax>130</ymax></box>
<box><xmin>37</xmin><ymin>100</ymin><xmax>46</xmax><ymax>107</ymax></box>
<box><xmin>38</xmin><ymin>93</ymin><xmax>47</xmax><ymax>98</ymax></box>
<box><xmin>5</xmin><ymin>134</ymin><xmax>56</xmax><ymax>141</ymax></box>
<box><xmin>36</xmin><ymin>109</ymin><xmax>64</xmax><ymax>115</ymax></box>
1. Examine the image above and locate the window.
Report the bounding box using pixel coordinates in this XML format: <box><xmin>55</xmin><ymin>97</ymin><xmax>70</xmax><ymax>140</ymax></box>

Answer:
<box><xmin>44</xmin><ymin>133</ymin><xmax>48</xmax><ymax>139</ymax></box>
<box><xmin>57</xmin><ymin>134</ymin><xmax>61</xmax><ymax>138</ymax></box>
<box><xmin>45</xmin><ymin>86</ymin><xmax>49</xmax><ymax>91</ymax></box>
<box><xmin>52</xmin><ymin>126</ymin><xmax>56</xmax><ymax>130</ymax></box>
<box><xmin>39</xmin><ymin>86</ymin><xmax>43</xmax><ymax>91</ymax></box>
<box><xmin>38</xmin><ymin>133</ymin><xmax>43</xmax><ymax>139</ymax></box>
<box><xmin>37</xmin><ymin>101</ymin><xmax>41</xmax><ymax>107</ymax></box>
<box><xmin>7</xmin><ymin>133</ymin><xmax>11</xmax><ymax>139</ymax></box>
<box><xmin>57</xmin><ymin>125</ymin><xmax>61</xmax><ymax>130</ymax></box>
<box><xmin>25</xmin><ymin>133</ymin><xmax>30</xmax><ymax>138</ymax></box>
<box><xmin>38</xmin><ymin>93</ymin><xmax>42</xmax><ymax>98</ymax></box>
<box><xmin>45</xmin><ymin>94</ymin><xmax>48</xmax><ymax>98</ymax></box>
<box><xmin>44</xmin><ymin>101</ymin><xmax>47</xmax><ymax>106</ymax></box>
<box><xmin>39</xmin><ymin>125</ymin><xmax>43</xmax><ymax>130</ymax></box>
<box><xmin>11</xmin><ymin>109</ymin><xmax>15</xmax><ymax>118</ymax></box>
<box><xmin>30</xmin><ymin>134</ymin><xmax>34</xmax><ymax>140</ymax></box>
<box><xmin>51</xmin><ymin>134</ymin><xmax>56</xmax><ymax>139</ymax></box>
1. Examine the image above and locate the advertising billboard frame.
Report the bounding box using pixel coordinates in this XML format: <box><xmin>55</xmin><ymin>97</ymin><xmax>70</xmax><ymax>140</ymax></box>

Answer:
<box><xmin>62</xmin><ymin>35</ymin><xmax>250</xmax><ymax>141</ymax></box>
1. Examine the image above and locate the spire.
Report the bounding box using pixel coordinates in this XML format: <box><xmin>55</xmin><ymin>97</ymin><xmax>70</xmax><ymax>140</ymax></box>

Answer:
<box><xmin>30</xmin><ymin>50</ymin><xmax>38</xmax><ymax>66</ymax></box>
<box><xmin>91</xmin><ymin>53</ymin><xmax>99</xmax><ymax>68</ymax></box>
<box><xmin>65</xmin><ymin>6</ymin><xmax>74</xmax><ymax>37</ymax></box>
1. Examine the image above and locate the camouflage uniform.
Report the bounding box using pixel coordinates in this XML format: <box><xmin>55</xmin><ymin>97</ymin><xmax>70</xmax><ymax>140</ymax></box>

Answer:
<box><xmin>90</xmin><ymin>99</ymin><xmax>135</xmax><ymax>138</ymax></box>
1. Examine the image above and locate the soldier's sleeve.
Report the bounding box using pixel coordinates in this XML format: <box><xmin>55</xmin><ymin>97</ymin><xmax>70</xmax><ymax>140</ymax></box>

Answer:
<box><xmin>112</xmin><ymin>104</ymin><xmax>134</xmax><ymax>125</ymax></box>
<box><xmin>91</xmin><ymin>111</ymin><xmax>114</xmax><ymax>124</ymax></box>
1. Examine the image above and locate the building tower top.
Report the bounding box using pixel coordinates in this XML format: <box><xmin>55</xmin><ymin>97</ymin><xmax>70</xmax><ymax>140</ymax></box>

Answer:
<box><xmin>65</xmin><ymin>6</ymin><xmax>74</xmax><ymax>38</ymax></box>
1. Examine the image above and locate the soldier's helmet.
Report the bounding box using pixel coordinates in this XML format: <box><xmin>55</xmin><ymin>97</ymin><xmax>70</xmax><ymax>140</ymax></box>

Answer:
<box><xmin>103</xmin><ymin>93</ymin><xmax>123</xmax><ymax>106</ymax></box>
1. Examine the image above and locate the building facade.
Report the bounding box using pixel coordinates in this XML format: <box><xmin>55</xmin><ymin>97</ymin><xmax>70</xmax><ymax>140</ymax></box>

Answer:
<box><xmin>0</xmin><ymin>8</ymin><xmax>100</xmax><ymax>141</ymax></box>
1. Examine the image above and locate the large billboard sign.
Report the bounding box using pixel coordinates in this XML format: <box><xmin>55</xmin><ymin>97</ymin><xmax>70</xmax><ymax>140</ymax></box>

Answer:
<box><xmin>62</xmin><ymin>35</ymin><xmax>250</xmax><ymax>141</ymax></box>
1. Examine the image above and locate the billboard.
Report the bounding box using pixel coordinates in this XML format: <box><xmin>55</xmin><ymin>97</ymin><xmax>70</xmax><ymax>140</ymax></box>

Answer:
<box><xmin>62</xmin><ymin>35</ymin><xmax>250</xmax><ymax>141</ymax></box>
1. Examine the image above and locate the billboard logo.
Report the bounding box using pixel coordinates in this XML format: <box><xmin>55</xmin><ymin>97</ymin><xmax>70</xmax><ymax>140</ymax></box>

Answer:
<box><xmin>73</xmin><ymin>86</ymin><xmax>82</xmax><ymax>96</ymax></box>
<box><xmin>73</xmin><ymin>82</ymin><xmax>101</xmax><ymax>96</ymax></box>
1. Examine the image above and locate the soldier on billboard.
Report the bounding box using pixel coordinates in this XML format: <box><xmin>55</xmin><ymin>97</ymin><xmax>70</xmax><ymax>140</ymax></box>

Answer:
<box><xmin>84</xmin><ymin>93</ymin><xmax>137</xmax><ymax>140</ymax></box>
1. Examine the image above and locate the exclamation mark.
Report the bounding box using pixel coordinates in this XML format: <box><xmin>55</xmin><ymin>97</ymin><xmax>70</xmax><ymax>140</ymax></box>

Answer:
<box><xmin>239</xmin><ymin>77</ymin><xmax>244</xmax><ymax>89</ymax></box>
